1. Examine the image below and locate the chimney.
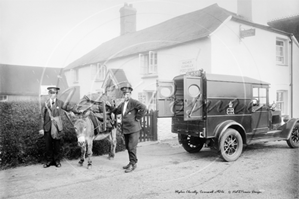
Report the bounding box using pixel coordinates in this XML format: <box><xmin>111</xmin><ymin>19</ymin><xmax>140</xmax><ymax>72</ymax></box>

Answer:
<box><xmin>237</xmin><ymin>0</ymin><xmax>252</xmax><ymax>22</ymax></box>
<box><xmin>119</xmin><ymin>3</ymin><xmax>137</xmax><ymax>36</ymax></box>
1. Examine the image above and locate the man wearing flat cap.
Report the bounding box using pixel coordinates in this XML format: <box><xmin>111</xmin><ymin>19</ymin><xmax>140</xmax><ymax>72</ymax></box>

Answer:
<box><xmin>39</xmin><ymin>86</ymin><xmax>77</xmax><ymax>168</ymax></box>
<box><xmin>109</xmin><ymin>83</ymin><xmax>146</xmax><ymax>173</ymax></box>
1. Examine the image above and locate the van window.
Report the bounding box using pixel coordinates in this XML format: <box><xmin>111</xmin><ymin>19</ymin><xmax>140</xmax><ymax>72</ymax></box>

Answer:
<box><xmin>253</xmin><ymin>87</ymin><xmax>267</xmax><ymax>105</ymax></box>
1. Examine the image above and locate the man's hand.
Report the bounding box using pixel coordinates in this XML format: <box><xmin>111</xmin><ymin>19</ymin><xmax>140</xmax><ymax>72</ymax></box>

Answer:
<box><xmin>39</xmin><ymin>130</ymin><xmax>44</xmax><ymax>135</ymax></box>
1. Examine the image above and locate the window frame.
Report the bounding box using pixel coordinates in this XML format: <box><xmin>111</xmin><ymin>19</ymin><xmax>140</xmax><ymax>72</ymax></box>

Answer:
<box><xmin>139</xmin><ymin>51</ymin><xmax>157</xmax><ymax>76</ymax></box>
<box><xmin>71</xmin><ymin>69</ymin><xmax>79</xmax><ymax>83</ymax></box>
<box><xmin>252</xmin><ymin>87</ymin><xmax>268</xmax><ymax>106</ymax></box>
<box><xmin>0</xmin><ymin>95</ymin><xmax>8</xmax><ymax>102</ymax></box>
<box><xmin>276</xmin><ymin>38</ymin><xmax>287</xmax><ymax>66</ymax></box>
<box><xmin>276</xmin><ymin>90</ymin><xmax>287</xmax><ymax>115</ymax></box>
<box><xmin>95</xmin><ymin>64</ymin><xmax>107</xmax><ymax>81</ymax></box>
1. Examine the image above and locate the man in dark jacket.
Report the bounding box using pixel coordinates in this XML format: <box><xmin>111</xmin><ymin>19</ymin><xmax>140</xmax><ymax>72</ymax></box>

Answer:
<box><xmin>39</xmin><ymin>86</ymin><xmax>77</xmax><ymax>168</ymax></box>
<box><xmin>111</xmin><ymin>83</ymin><xmax>146</xmax><ymax>173</ymax></box>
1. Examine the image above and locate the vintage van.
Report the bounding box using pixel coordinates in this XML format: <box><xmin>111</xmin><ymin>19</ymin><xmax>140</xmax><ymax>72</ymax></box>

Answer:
<box><xmin>156</xmin><ymin>70</ymin><xmax>298</xmax><ymax>161</ymax></box>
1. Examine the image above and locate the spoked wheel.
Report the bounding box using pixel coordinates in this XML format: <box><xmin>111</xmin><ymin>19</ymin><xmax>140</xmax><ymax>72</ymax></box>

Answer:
<box><xmin>180</xmin><ymin>134</ymin><xmax>205</xmax><ymax>153</ymax></box>
<box><xmin>219</xmin><ymin>129</ymin><xmax>243</xmax><ymax>162</ymax></box>
<box><xmin>287</xmin><ymin>123</ymin><xmax>299</xmax><ymax>148</ymax></box>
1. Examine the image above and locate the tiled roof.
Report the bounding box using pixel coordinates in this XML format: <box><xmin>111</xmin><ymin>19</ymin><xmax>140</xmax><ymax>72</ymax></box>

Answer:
<box><xmin>65</xmin><ymin>3</ymin><xmax>293</xmax><ymax>71</ymax></box>
<box><xmin>0</xmin><ymin>64</ymin><xmax>68</xmax><ymax>96</ymax></box>
<box><xmin>65</xmin><ymin>4</ymin><xmax>234</xmax><ymax>70</ymax></box>
<box><xmin>267</xmin><ymin>15</ymin><xmax>299</xmax><ymax>41</ymax></box>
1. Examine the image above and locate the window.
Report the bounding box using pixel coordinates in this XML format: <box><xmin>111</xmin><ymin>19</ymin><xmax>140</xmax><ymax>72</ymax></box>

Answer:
<box><xmin>96</xmin><ymin>64</ymin><xmax>107</xmax><ymax>81</ymax></box>
<box><xmin>253</xmin><ymin>87</ymin><xmax>267</xmax><ymax>105</ymax></box>
<box><xmin>90</xmin><ymin>64</ymin><xmax>107</xmax><ymax>81</ymax></box>
<box><xmin>276</xmin><ymin>39</ymin><xmax>287</xmax><ymax>65</ymax></box>
<box><xmin>90</xmin><ymin>64</ymin><xmax>97</xmax><ymax>79</ymax></box>
<box><xmin>71</xmin><ymin>69</ymin><xmax>78</xmax><ymax>83</ymax></box>
<box><xmin>139</xmin><ymin>51</ymin><xmax>157</xmax><ymax>75</ymax></box>
<box><xmin>276</xmin><ymin>90</ymin><xmax>287</xmax><ymax>115</ymax></box>
<box><xmin>0</xmin><ymin>95</ymin><xmax>8</xmax><ymax>102</ymax></box>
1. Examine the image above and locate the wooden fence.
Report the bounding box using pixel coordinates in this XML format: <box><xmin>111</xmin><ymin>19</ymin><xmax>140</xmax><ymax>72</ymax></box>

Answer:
<box><xmin>139</xmin><ymin>110</ymin><xmax>158</xmax><ymax>142</ymax></box>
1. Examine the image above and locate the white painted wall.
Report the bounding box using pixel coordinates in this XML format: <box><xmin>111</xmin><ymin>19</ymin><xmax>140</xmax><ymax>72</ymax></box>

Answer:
<box><xmin>157</xmin><ymin>38</ymin><xmax>212</xmax><ymax>80</ymax></box>
<box><xmin>292</xmin><ymin>41</ymin><xmax>299</xmax><ymax>118</ymax></box>
<box><xmin>210</xmin><ymin>20</ymin><xmax>298</xmax><ymax>117</ymax></box>
<box><xmin>81</xmin><ymin>38</ymin><xmax>213</xmax><ymax>99</ymax></box>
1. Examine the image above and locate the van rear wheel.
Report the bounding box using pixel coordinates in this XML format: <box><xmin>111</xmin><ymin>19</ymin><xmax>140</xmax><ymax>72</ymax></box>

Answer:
<box><xmin>219</xmin><ymin>129</ymin><xmax>243</xmax><ymax>162</ymax></box>
<box><xmin>180</xmin><ymin>135</ymin><xmax>204</xmax><ymax>153</ymax></box>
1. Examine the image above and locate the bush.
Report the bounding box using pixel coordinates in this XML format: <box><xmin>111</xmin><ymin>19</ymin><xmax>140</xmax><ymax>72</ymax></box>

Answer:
<box><xmin>0</xmin><ymin>101</ymin><xmax>125</xmax><ymax>170</ymax></box>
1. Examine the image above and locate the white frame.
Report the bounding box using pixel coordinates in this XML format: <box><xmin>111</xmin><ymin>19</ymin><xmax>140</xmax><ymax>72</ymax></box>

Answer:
<box><xmin>276</xmin><ymin>38</ymin><xmax>287</xmax><ymax>65</ymax></box>
<box><xmin>0</xmin><ymin>95</ymin><xmax>8</xmax><ymax>102</ymax></box>
<box><xmin>139</xmin><ymin>51</ymin><xmax>157</xmax><ymax>75</ymax></box>
<box><xmin>96</xmin><ymin>64</ymin><xmax>107</xmax><ymax>81</ymax></box>
<box><xmin>276</xmin><ymin>90</ymin><xmax>287</xmax><ymax>115</ymax></box>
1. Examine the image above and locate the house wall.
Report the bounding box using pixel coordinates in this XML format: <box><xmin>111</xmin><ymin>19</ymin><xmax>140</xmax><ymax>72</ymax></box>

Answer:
<box><xmin>292</xmin><ymin>41</ymin><xmax>299</xmax><ymax>118</ymax></box>
<box><xmin>65</xmin><ymin>38</ymin><xmax>212</xmax><ymax>100</ymax></box>
<box><xmin>157</xmin><ymin>38</ymin><xmax>211</xmax><ymax>80</ymax></box>
<box><xmin>65</xmin><ymin>66</ymin><xmax>104</xmax><ymax>98</ymax></box>
<box><xmin>210</xmin><ymin>20</ymin><xmax>298</xmax><ymax>117</ymax></box>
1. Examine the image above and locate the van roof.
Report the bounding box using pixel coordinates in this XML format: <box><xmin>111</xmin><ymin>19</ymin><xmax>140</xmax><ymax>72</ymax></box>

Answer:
<box><xmin>174</xmin><ymin>73</ymin><xmax>270</xmax><ymax>85</ymax></box>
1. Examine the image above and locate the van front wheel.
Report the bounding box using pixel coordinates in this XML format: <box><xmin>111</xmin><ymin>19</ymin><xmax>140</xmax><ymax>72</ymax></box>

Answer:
<box><xmin>219</xmin><ymin>129</ymin><xmax>243</xmax><ymax>162</ymax></box>
<box><xmin>287</xmin><ymin>123</ymin><xmax>299</xmax><ymax>148</ymax></box>
<box><xmin>180</xmin><ymin>135</ymin><xmax>204</xmax><ymax>153</ymax></box>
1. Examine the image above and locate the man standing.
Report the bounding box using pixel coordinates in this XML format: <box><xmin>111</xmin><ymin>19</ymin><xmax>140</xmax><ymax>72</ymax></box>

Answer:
<box><xmin>39</xmin><ymin>86</ymin><xmax>76</xmax><ymax>168</ymax></box>
<box><xmin>111</xmin><ymin>83</ymin><xmax>146</xmax><ymax>173</ymax></box>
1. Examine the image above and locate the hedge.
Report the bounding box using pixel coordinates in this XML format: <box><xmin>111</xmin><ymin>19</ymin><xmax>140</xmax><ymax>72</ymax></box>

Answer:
<box><xmin>0</xmin><ymin>101</ymin><xmax>125</xmax><ymax>170</ymax></box>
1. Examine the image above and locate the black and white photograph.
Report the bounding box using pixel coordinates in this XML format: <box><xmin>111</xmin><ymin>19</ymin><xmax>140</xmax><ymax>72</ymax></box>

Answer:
<box><xmin>0</xmin><ymin>0</ymin><xmax>299</xmax><ymax>198</ymax></box>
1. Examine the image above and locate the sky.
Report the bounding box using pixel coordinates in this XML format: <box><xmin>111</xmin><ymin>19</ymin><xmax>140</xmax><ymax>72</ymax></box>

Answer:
<box><xmin>0</xmin><ymin>0</ymin><xmax>298</xmax><ymax>68</ymax></box>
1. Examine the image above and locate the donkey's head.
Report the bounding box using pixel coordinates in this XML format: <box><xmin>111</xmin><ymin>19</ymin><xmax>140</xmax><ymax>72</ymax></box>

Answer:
<box><xmin>74</xmin><ymin>119</ymin><xmax>87</xmax><ymax>146</ymax></box>
<box><xmin>73</xmin><ymin>110</ymin><xmax>92</xmax><ymax>147</ymax></box>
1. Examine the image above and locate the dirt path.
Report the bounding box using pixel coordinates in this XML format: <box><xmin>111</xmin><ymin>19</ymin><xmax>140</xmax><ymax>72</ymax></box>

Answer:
<box><xmin>0</xmin><ymin>139</ymin><xmax>298</xmax><ymax>199</ymax></box>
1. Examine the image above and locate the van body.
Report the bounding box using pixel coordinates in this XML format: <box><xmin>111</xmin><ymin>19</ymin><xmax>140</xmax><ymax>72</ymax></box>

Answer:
<box><xmin>156</xmin><ymin>70</ymin><xmax>298</xmax><ymax>161</ymax></box>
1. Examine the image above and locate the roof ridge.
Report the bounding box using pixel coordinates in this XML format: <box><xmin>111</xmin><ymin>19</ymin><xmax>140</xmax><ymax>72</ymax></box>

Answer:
<box><xmin>64</xmin><ymin>3</ymin><xmax>234</xmax><ymax>70</ymax></box>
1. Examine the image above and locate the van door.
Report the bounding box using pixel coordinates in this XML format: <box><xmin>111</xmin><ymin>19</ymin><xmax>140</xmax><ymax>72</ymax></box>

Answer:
<box><xmin>251</xmin><ymin>87</ymin><xmax>270</xmax><ymax>136</ymax></box>
<box><xmin>184</xmin><ymin>76</ymin><xmax>203</xmax><ymax>121</ymax></box>
<box><xmin>156</xmin><ymin>80</ymin><xmax>175</xmax><ymax>117</ymax></box>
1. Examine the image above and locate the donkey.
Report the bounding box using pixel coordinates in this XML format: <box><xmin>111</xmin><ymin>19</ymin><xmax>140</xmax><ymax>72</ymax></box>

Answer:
<box><xmin>73</xmin><ymin>110</ymin><xmax>117</xmax><ymax>169</ymax></box>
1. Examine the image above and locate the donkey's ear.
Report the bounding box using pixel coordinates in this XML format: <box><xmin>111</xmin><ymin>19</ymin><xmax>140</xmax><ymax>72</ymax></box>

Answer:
<box><xmin>65</xmin><ymin>111</ymin><xmax>78</xmax><ymax>122</ymax></box>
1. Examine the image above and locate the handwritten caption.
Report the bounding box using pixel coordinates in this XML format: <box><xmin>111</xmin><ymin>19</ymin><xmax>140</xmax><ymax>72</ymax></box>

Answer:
<box><xmin>175</xmin><ymin>190</ymin><xmax>263</xmax><ymax>195</ymax></box>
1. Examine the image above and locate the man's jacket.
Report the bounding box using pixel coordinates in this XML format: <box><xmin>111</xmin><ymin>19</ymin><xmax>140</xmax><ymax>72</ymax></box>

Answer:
<box><xmin>40</xmin><ymin>99</ymin><xmax>74</xmax><ymax>132</ymax></box>
<box><xmin>113</xmin><ymin>99</ymin><xmax>146</xmax><ymax>134</ymax></box>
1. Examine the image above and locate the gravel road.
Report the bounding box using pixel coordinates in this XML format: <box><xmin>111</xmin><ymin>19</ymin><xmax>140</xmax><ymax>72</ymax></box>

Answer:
<box><xmin>0</xmin><ymin>138</ymin><xmax>298</xmax><ymax>199</ymax></box>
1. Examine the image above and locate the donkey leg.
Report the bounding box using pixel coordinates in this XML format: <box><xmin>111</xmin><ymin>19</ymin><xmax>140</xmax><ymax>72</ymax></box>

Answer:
<box><xmin>108</xmin><ymin>128</ymin><xmax>117</xmax><ymax>160</ymax></box>
<box><xmin>87</xmin><ymin>141</ymin><xmax>93</xmax><ymax>169</ymax></box>
<box><xmin>78</xmin><ymin>143</ymin><xmax>86</xmax><ymax>166</ymax></box>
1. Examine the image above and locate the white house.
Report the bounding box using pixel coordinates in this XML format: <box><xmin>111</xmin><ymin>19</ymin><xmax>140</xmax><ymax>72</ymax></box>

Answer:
<box><xmin>64</xmin><ymin>2</ymin><xmax>299</xmax><ymax>119</ymax></box>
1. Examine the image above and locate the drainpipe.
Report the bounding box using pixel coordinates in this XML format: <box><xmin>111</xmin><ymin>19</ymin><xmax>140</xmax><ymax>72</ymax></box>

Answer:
<box><xmin>289</xmin><ymin>33</ymin><xmax>294</xmax><ymax>118</ymax></box>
